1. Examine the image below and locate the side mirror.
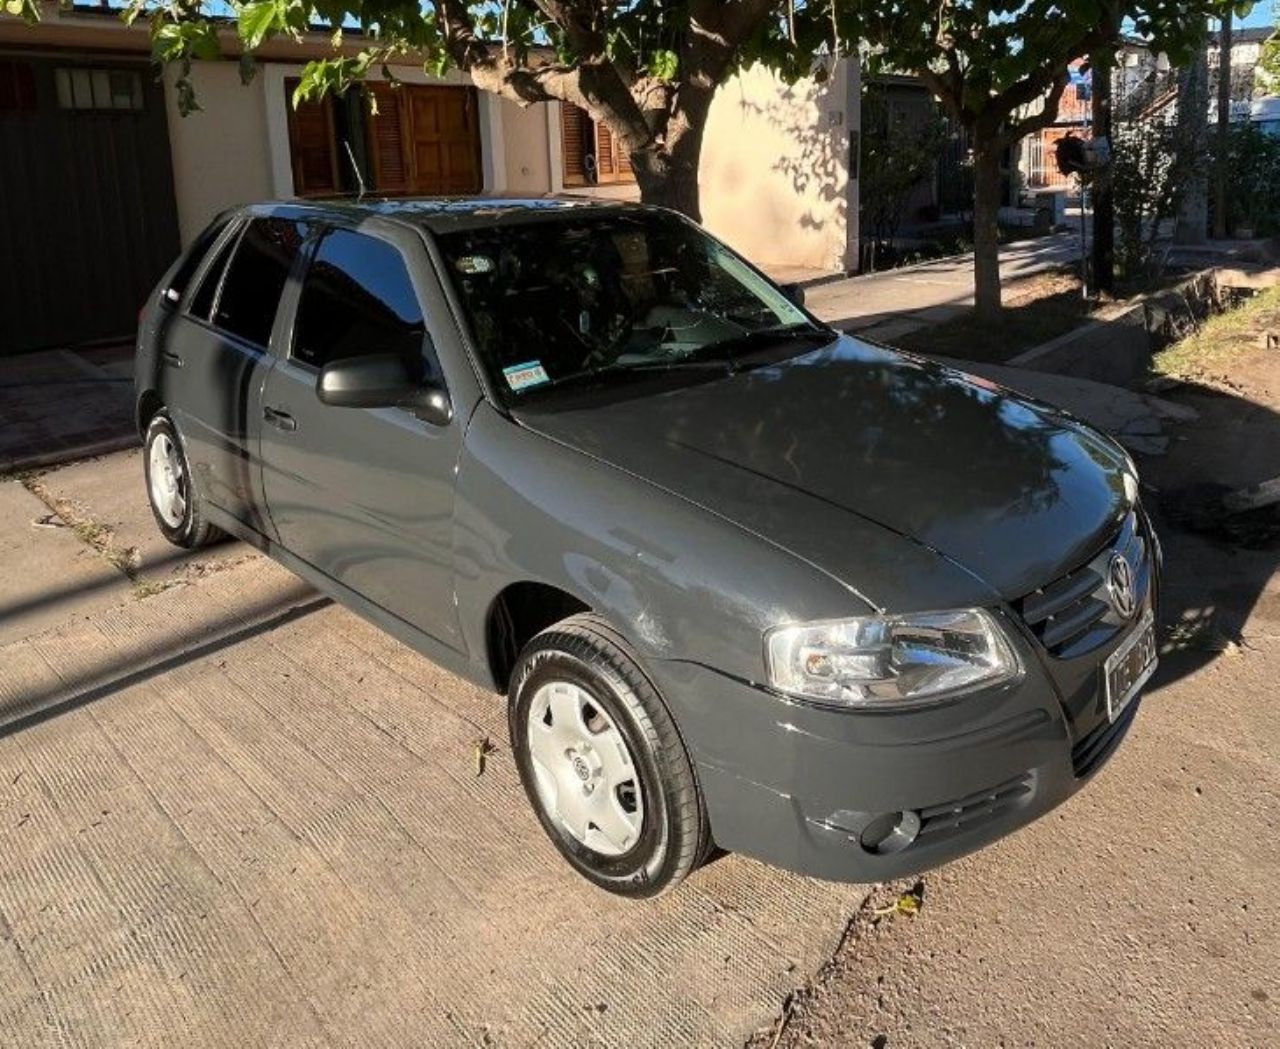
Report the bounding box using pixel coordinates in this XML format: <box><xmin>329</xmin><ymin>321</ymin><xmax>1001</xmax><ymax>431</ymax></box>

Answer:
<box><xmin>317</xmin><ymin>353</ymin><xmax>453</xmax><ymax>427</ymax></box>
<box><xmin>780</xmin><ymin>282</ymin><xmax>806</xmax><ymax>308</ymax></box>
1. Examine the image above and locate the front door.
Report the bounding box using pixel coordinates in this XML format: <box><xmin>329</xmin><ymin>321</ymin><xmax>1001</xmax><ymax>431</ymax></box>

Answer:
<box><xmin>258</xmin><ymin>226</ymin><xmax>462</xmax><ymax>648</ymax></box>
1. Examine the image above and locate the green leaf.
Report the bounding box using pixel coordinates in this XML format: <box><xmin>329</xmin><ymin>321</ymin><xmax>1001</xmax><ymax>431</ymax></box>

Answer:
<box><xmin>649</xmin><ymin>48</ymin><xmax>678</xmax><ymax>82</ymax></box>
<box><xmin>237</xmin><ymin>1</ymin><xmax>284</xmax><ymax>52</ymax></box>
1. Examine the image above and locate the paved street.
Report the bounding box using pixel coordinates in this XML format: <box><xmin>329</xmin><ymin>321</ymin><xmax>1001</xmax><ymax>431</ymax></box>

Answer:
<box><xmin>0</xmin><ymin>454</ymin><xmax>865</xmax><ymax>1048</ymax></box>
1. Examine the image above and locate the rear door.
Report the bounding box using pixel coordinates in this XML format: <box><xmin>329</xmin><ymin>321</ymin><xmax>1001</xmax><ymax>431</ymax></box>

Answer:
<box><xmin>159</xmin><ymin>215</ymin><xmax>309</xmax><ymax>530</ymax></box>
<box><xmin>257</xmin><ymin>224</ymin><xmax>463</xmax><ymax>648</ymax></box>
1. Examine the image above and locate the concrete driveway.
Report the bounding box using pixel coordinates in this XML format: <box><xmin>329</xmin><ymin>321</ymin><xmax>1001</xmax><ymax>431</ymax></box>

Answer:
<box><xmin>0</xmin><ymin>452</ymin><xmax>866</xmax><ymax>1047</ymax></box>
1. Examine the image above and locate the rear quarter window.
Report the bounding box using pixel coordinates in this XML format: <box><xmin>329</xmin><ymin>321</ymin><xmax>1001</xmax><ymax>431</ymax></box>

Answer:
<box><xmin>163</xmin><ymin>217</ymin><xmax>230</xmax><ymax>306</ymax></box>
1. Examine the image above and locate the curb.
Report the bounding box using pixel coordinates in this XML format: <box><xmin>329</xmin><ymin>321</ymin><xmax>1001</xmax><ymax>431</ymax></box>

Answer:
<box><xmin>1</xmin><ymin>433</ymin><xmax>140</xmax><ymax>476</ymax></box>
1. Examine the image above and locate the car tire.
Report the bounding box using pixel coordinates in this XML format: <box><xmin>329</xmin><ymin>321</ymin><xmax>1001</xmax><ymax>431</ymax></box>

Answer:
<box><xmin>143</xmin><ymin>410</ymin><xmax>221</xmax><ymax>550</ymax></box>
<box><xmin>509</xmin><ymin>613</ymin><xmax>710</xmax><ymax>898</ymax></box>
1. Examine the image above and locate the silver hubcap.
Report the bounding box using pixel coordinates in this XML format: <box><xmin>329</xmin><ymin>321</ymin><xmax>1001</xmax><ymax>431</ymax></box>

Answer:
<box><xmin>527</xmin><ymin>681</ymin><xmax>644</xmax><ymax>857</ymax></box>
<box><xmin>148</xmin><ymin>432</ymin><xmax>187</xmax><ymax>528</ymax></box>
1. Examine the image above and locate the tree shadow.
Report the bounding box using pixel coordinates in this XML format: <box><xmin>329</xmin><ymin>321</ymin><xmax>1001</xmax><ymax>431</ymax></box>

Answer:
<box><xmin>728</xmin><ymin>69</ymin><xmax>850</xmax><ymax>268</ymax></box>
<box><xmin>1142</xmin><ymin>379</ymin><xmax>1280</xmax><ymax>691</ymax></box>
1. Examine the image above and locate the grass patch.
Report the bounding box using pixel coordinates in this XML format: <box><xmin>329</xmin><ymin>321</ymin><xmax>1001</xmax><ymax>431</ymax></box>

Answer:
<box><xmin>894</xmin><ymin>271</ymin><xmax>1093</xmax><ymax>362</ymax></box>
<box><xmin>1153</xmin><ymin>285</ymin><xmax>1280</xmax><ymax>381</ymax></box>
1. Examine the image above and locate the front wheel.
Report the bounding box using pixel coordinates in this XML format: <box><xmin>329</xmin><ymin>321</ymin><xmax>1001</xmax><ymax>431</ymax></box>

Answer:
<box><xmin>509</xmin><ymin>614</ymin><xmax>710</xmax><ymax>898</ymax></box>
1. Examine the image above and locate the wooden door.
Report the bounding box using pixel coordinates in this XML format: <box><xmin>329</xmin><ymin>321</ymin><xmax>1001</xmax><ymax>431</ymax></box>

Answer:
<box><xmin>406</xmin><ymin>86</ymin><xmax>482</xmax><ymax>194</ymax></box>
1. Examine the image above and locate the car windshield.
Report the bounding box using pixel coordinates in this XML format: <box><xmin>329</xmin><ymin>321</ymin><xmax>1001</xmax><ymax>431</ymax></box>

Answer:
<box><xmin>434</xmin><ymin>211</ymin><xmax>829</xmax><ymax>405</ymax></box>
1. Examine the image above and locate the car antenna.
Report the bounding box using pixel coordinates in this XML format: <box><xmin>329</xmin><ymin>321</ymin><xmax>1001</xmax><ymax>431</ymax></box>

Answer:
<box><xmin>343</xmin><ymin>141</ymin><xmax>367</xmax><ymax>201</ymax></box>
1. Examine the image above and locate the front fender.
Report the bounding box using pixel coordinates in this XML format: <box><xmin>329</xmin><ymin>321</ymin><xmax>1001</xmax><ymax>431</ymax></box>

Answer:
<box><xmin>453</xmin><ymin>402</ymin><xmax>870</xmax><ymax>687</ymax></box>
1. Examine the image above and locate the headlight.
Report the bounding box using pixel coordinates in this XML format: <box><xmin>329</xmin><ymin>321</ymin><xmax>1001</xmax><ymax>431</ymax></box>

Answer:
<box><xmin>764</xmin><ymin>609</ymin><xmax>1020</xmax><ymax>709</ymax></box>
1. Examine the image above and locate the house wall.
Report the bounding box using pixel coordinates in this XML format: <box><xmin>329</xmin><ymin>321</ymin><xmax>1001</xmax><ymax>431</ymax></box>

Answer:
<box><xmin>162</xmin><ymin>62</ymin><xmax>274</xmax><ymax>244</ymax></box>
<box><xmin>548</xmin><ymin>57</ymin><xmax>860</xmax><ymax>274</ymax></box>
<box><xmin>498</xmin><ymin>97</ymin><xmax>553</xmax><ymax>192</ymax></box>
<box><xmin>5</xmin><ymin>6</ymin><xmax>861</xmax><ymax>272</ymax></box>
<box><xmin>700</xmin><ymin>57</ymin><xmax>859</xmax><ymax>274</ymax></box>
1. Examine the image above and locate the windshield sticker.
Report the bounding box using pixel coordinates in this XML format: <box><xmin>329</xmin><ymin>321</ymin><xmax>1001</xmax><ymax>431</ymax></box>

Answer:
<box><xmin>503</xmin><ymin>360</ymin><xmax>550</xmax><ymax>392</ymax></box>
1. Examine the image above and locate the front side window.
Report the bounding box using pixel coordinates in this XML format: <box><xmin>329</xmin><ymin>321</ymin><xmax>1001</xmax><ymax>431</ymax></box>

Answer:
<box><xmin>436</xmin><ymin>211</ymin><xmax>822</xmax><ymax>407</ymax></box>
<box><xmin>212</xmin><ymin>218</ymin><xmax>308</xmax><ymax>347</ymax></box>
<box><xmin>293</xmin><ymin>229</ymin><xmax>428</xmax><ymax>373</ymax></box>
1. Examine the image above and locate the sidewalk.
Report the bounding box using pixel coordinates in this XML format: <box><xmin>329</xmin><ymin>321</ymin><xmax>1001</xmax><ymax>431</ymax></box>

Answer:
<box><xmin>801</xmin><ymin>230</ymin><xmax>1083</xmax><ymax>342</ymax></box>
<box><xmin>0</xmin><ymin>344</ymin><xmax>137</xmax><ymax>474</ymax></box>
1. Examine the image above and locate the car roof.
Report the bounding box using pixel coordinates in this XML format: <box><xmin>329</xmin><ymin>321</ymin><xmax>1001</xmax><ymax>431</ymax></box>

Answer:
<box><xmin>250</xmin><ymin>195</ymin><xmax>656</xmax><ymax>234</ymax></box>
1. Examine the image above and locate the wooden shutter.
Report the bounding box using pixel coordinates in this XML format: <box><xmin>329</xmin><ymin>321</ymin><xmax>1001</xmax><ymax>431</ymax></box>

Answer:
<box><xmin>284</xmin><ymin>77</ymin><xmax>339</xmax><ymax>196</ymax></box>
<box><xmin>559</xmin><ymin>104</ymin><xmax>633</xmax><ymax>186</ymax></box>
<box><xmin>365</xmin><ymin>82</ymin><xmax>412</xmax><ymax>194</ymax></box>
<box><xmin>561</xmin><ymin>102</ymin><xmax>589</xmax><ymax>186</ymax></box>
<box><xmin>595</xmin><ymin>122</ymin><xmax>617</xmax><ymax>180</ymax></box>
<box><xmin>403</xmin><ymin>85</ymin><xmax>483</xmax><ymax>194</ymax></box>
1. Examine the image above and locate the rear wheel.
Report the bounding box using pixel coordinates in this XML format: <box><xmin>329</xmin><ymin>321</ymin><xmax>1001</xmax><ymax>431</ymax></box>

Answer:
<box><xmin>143</xmin><ymin>411</ymin><xmax>220</xmax><ymax>550</ymax></box>
<box><xmin>509</xmin><ymin>614</ymin><xmax>709</xmax><ymax>898</ymax></box>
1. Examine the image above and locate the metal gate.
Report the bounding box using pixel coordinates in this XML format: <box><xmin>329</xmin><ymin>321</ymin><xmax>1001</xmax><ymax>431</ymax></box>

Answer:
<box><xmin>0</xmin><ymin>55</ymin><xmax>181</xmax><ymax>354</ymax></box>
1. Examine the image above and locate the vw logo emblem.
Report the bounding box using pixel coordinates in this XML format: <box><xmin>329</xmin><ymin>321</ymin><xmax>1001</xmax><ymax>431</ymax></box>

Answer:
<box><xmin>1107</xmin><ymin>553</ymin><xmax>1137</xmax><ymax>620</ymax></box>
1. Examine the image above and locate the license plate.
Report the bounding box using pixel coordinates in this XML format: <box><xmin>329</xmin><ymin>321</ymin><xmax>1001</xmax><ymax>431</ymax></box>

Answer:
<box><xmin>1103</xmin><ymin>609</ymin><xmax>1157</xmax><ymax>722</ymax></box>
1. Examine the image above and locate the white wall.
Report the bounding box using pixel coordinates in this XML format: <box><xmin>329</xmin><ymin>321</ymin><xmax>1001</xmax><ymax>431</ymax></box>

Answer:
<box><xmin>162</xmin><ymin>63</ymin><xmax>274</xmax><ymax>245</ymax></box>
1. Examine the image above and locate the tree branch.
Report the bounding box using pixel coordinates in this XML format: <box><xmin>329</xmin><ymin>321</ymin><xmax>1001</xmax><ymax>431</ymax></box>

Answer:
<box><xmin>1003</xmin><ymin>71</ymin><xmax>1070</xmax><ymax>144</ymax></box>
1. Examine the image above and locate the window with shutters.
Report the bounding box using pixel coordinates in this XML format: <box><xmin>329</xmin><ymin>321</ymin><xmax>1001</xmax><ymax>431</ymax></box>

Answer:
<box><xmin>560</xmin><ymin>103</ymin><xmax>634</xmax><ymax>187</ymax></box>
<box><xmin>284</xmin><ymin>80</ymin><xmax>481</xmax><ymax>198</ymax></box>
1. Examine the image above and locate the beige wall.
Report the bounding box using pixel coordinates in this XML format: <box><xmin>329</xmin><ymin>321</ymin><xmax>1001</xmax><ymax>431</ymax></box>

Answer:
<box><xmin>499</xmin><ymin>98</ymin><xmax>553</xmax><ymax>193</ymax></box>
<box><xmin>163</xmin><ymin>63</ymin><xmax>274</xmax><ymax>245</ymax></box>
<box><xmin>700</xmin><ymin>58</ymin><xmax>859</xmax><ymax>274</ymax></box>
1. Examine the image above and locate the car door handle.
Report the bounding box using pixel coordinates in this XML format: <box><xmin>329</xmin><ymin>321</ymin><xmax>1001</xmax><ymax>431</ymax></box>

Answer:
<box><xmin>263</xmin><ymin>406</ymin><xmax>297</xmax><ymax>432</ymax></box>
<box><xmin>160</xmin><ymin>350</ymin><xmax>183</xmax><ymax>368</ymax></box>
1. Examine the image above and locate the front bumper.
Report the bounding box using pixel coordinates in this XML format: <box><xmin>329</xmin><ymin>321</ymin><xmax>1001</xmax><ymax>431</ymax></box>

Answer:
<box><xmin>650</xmin><ymin>606</ymin><xmax>1148</xmax><ymax>884</ymax></box>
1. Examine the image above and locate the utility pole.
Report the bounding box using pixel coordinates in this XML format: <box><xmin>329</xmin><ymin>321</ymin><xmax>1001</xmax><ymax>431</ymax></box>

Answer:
<box><xmin>1090</xmin><ymin>47</ymin><xmax>1116</xmax><ymax>293</ymax></box>
<box><xmin>1089</xmin><ymin>2</ymin><xmax>1120</xmax><ymax>294</ymax></box>
<box><xmin>1213</xmin><ymin>13</ymin><xmax>1233</xmax><ymax>239</ymax></box>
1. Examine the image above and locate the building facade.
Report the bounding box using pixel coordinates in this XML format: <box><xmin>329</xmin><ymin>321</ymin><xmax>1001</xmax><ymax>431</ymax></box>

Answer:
<box><xmin>1</xmin><ymin>4</ymin><xmax>860</xmax><ymax>354</ymax></box>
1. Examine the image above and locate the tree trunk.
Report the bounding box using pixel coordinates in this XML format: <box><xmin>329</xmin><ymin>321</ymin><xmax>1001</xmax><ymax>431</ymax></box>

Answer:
<box><xmin>626</xmin><ymin>110</ymin><xmax>706</xmax><ymax>221</ymax></box>
<box><xmin>1175</xmin><ymin>29</ymin><xmax>1210</xmax><ymax>245</ymax></box>
<box><xmin>1214</xmin><ymin>15</ymin><xmax>1233</xmax><ymax>239</ymax></box>
<box><xmin>971</xmin><ymin>134</ymin><xmax>1004</xmax><ymax>324</ymax></box>
<box><xmin>631</xmin><ymin>150</ymin><xmax>702</xmax><ymax>220</ymax></box>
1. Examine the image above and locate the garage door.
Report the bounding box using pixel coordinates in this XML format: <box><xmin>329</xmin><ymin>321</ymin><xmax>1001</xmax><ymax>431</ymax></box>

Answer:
<box><xmin>0</xmin><ymin>56</ymin><xmax>181</xmax><ymax>355</ymax></box>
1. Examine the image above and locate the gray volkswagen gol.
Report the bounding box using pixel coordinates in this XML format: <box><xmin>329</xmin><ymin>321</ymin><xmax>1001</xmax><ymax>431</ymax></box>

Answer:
<box><xmin>136</xmin><ymin>199</ymin><xmax>1159</xmax><ymax>897</ymax></box>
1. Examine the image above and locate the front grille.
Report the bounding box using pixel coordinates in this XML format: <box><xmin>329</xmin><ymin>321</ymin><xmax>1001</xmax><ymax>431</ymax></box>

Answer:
<box><xmin>914</xmin><ymin>772</ymin><xmax>1034</xmax><ymax>844</ymax></box>
<box><xmin>1072</xmin><ymin>699</ymin><xmax>1140</xmax><ymax>777</ymax></box>
<box><xmin>1015</xmin><ymin>510</ymin><xmax>1151</xmax><ymax>659</ymax></box>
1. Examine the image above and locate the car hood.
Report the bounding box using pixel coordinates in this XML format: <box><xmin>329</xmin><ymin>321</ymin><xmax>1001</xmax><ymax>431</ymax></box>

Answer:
<box><xmin>515</xmin><ymin>336</ymin><xmax>1136</xmax><ymax>601</ymax></box>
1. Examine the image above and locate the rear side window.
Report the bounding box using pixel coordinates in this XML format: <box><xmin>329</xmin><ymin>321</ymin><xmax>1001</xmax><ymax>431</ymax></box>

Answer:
<box><xmin>212</xmin><ymin>218</ymin><xmax>308</xmax><ymax>347</ymax></box>
<box><xmin>187</xmin><ymin>224</ymin><xmax>240</xmax><ymax>321</ymax></box>
<box><xmin>292</xmin><ymin>229</ymin><xmax>427</xmax><ymax>371</ymax></box>
<box><xmin>164</xmin><ymin>217</ymin><xmax>229</xmax><ymax>305</ymax></box>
